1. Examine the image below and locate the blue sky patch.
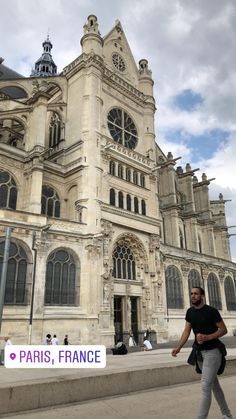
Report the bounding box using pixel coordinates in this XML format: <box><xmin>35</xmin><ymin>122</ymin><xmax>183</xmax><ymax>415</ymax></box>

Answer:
<box><xmin>173</xmin><ymin>89</ymin><xmax>204</xmax><ymax>112</ymax></box>
<box><xmin>164</xmin><ymin>128</ymin><xmax>229</xmax><ymax>162</ymax></box>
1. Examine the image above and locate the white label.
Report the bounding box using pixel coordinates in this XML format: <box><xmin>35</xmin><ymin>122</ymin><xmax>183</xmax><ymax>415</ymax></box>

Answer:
<box><xmin>4</xmin><ymin>345</ymin><xmax>106</xmax><ymax>368</ymax></box>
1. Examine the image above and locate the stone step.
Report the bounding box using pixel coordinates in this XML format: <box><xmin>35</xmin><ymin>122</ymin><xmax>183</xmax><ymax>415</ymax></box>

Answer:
<box><xmin>0</xmin><ymin>357</ymin><xmax>236</xmax><ymax>416</ymax></box>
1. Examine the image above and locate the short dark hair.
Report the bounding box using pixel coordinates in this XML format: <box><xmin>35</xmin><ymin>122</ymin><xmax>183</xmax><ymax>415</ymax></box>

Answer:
<box><xmin>192</xmin><ymin>286</ymin><xmax>205</xmax><ymax>296</ymax></box>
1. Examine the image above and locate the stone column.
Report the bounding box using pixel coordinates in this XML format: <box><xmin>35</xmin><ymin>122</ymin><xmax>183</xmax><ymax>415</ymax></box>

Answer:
<box><xmin>27</xmin><ymin>157</ymin><xmax>44</xmax><ymax>214</ymax></box>
<box><xmin>181</xmin><ymin>263</ymin><xmax>191</xmax><ymax>310</ymax></box>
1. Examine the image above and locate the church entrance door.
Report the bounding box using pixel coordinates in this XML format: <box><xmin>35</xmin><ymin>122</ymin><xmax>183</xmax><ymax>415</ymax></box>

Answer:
<box><xmin>114</xmin><ymin>296</ymin><xmax>123</xmax><ymax>344</ymax></box>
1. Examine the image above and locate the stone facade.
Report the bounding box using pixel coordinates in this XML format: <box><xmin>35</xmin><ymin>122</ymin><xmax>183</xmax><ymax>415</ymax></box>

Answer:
<box><xmin>0</xmin><ymin>15</ymin><xmax>236</xmax><ymax>345</ymax></box>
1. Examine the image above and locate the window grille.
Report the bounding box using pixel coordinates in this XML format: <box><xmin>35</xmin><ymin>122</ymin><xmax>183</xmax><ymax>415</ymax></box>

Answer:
<box><xmin>107</xmin><ymin>108</ymin><xmax>138</xmax><ymax>149</ymax></box>
<box><xmin>41</xmin><ymin>185</ymin><xmax>60</xmax><ymax>217</ymax></box>
<box><xmin>0</xmin><ymin>241</ymin><xmax>27</xmax><ymax>304</ymax></box>
<box><xmin>110</xmin><ymin>188</ymin><xmax>115</xmax><ymax>206</ymax></box>
<box><xmin>112</xmin><ymin>244</ymin><xmax>136</xmax><ymax>280</ymax></box>
<box><xmin>0</xmin><ymin>171</ymin><xmax>17</xmax><ymax>210</ymax></box>
<box><xmin>207</xmin><ymin>273</ymin><xmax>222</xmax><ymax>310</ymax></box>
<box><xmin>165</xmin><ymin>265</ymin><xmax>184</xmax><ymax>309</ymax></box>
<box><xmin>224</xmin><ymin>276</ymin><xmax>236</xmax><ymax>310</ymax></box>
<box><xmin>45</xmin><ymin>249</ymin><xmax>77</xmax><ymax>305</ymax></box>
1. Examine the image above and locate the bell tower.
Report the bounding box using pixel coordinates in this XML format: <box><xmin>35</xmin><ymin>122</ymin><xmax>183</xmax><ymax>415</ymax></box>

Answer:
<box><xmin>31</xmin><ymin>35</ymin><xmax>57</xmax><ymax>77</ymax></box>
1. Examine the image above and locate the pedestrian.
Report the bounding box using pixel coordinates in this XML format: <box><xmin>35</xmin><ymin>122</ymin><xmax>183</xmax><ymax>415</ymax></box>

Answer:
<box><xmin>171</xmin><ymin>287</ymin><xmax>232</xmax><ymax>419</ymax></box>
<box><xmin>64</xmin><ymin>334</ymin><xmax>69</xmax><ymax>345</ymax></box>
<box><xmin>4</xmin><ymin>336</ymin><xmax>12</xmax><ymax>346</ymax></box>
<box><xmin>128</xmin><ymin>330</ymin><xmax>136</xmax><ymax>347</ymax></box>
<box><xmin>143</xmin><ymin>338</ymin><xmax>152</xmax><ymax>351</ymax></box>
<box><xmin>0</xmin><ymin>336</ymin><xmax>12</xmax><ymax>366</ymax></box>
<box><xmin>111</xmin><ymin>340</ymin><xmax>128</xmax><ymax>355</ymax></box>
<box><xmin>51</xmin><ymin>334</ymin><xmax>58</xmax><ymax>345</ymax></box>
<box><xmin>144</xmin><ymin>327</ymin><xmax>151</xmax><ymax>341</ymax></box>
<box><xmin>45</xmin><ymin>333</ymin><xmax>52</xmax><ymax>345</ymax></box>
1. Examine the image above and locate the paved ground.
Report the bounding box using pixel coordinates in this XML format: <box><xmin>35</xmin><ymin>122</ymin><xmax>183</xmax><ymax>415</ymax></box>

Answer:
<box><xmin>1</xmin><ymin>375</ymin><xmax>235</xmax><ymax>419</ymax></box>
<box><xmin>0</xmin><ymin>337</ymin><xmax>235</xmax><ymax>418</ymax></box>
<box><xmin>0</xmin><ymin>337</ymin><xmax>235</xmax><ymax>388</ymax></box>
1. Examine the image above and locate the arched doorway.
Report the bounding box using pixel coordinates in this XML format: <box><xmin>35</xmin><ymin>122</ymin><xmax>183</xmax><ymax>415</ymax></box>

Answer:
<box><xmin>112</xmin><ymin>234</ymin><xmax>147</xmax><ymax>344</ymax></box>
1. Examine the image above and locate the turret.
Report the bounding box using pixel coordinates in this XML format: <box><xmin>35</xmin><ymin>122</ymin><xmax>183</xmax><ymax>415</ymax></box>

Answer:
<box><xmin>138</xmin><ymin>59</ymin><xmax>154</xmax><ymax>97</ymax></box>
<box><xmin>31</xmin><ymin>35</ymin><xmax>57</xmax><ymax>77</ymax></box>
<box><xmin>81</xmin><ymin>15</ymin><xmax>103</xmax><ymax>56</ymax></box>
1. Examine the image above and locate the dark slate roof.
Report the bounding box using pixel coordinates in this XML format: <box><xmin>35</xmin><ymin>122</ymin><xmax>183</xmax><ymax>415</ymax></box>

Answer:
<box><xmin>0</xmin><ymin>58</ymin><xmax>24</xmax><ymax>80</ymax></box>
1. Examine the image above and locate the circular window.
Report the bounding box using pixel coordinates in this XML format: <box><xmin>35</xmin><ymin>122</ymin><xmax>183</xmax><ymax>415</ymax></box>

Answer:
<box><xmin>112</xmin><ymin>53</ymin><xmax>126</xmax><ymax>72</ymax></box>
<box><xmin>107</xmin><ymin>108</ymin><xmax>138</xmax><ymax>150</ymax></box>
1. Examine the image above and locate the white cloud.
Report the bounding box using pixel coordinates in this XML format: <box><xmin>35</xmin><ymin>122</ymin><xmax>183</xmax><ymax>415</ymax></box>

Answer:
<box><xmin>157</xmin><ymin>135</ymin><xmax>192</xmax><ymax>162</ymax></box>
<box><xmin>196</xmin><ymin>133</ymin><xmax>236</xmax><ymax>189</ymax></box>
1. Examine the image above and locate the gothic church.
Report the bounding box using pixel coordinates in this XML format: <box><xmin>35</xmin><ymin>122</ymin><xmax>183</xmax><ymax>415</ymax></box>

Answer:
<box><xmin>0</xmin><ymin>15</ymin><xmax>236</xmax><ymax>345</ymax></box>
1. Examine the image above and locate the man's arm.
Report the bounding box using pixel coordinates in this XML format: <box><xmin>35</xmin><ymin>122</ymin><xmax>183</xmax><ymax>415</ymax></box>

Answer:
<box><xmin>171</xmin><ymin>321</ymin><xmax>191</xmax><ymax>357</ymax></box>
<box><xmin>196</xmin><ymin>320</ymin><xmax>227</xmax><ymax>344</ymax></box>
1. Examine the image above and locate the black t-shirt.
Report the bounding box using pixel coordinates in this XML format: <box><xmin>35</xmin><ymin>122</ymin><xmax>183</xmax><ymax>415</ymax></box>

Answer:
<box><xmin>185</xmin><ymin>304</ymin><xmax>222</xmax><ymax>350</ymax></box>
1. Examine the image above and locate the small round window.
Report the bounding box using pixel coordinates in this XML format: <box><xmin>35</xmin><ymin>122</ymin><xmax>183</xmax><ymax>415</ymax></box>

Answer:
<box><xmin>112</xmin><ymin>53</ymin><xmax>126</xmax><ymax>72</ymax></box>
<box><xmin>108</xmin><ymin>108</ymin><xmax>138</xmax><ymax>150</ymax></box>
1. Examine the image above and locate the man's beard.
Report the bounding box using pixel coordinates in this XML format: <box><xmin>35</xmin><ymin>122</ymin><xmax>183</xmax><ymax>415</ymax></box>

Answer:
<box><xmin>192</xmin><ymin>299</ymin><xmax>202</xmax><ymax>306</ymax></box>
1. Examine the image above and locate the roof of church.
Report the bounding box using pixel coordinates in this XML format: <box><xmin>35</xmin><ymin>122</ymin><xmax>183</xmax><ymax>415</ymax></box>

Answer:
<box><xmin>0</xmin><ymin>58</ymin><xmax>24</xmax><ymax>80</ymax></box>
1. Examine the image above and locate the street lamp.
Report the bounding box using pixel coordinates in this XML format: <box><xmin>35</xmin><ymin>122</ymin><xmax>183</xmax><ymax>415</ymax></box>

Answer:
<box><xmin>28</xmin><ymin>224</ymin><xmax>51</xmax><ymax>344</ymax></box>
<box><xmin>0</xmin><ymin>227</ymin><xmax>11</xmax><ymax>335</ymax></box>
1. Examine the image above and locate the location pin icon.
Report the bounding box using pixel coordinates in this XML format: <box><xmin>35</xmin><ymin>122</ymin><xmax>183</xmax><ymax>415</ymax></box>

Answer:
<box><xmin>10</xmin><ymin>353</ymin><xmax>16</xmax><ymax>360</ymax></box>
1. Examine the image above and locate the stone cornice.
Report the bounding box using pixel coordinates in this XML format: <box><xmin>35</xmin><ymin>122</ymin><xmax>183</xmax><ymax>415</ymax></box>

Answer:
<box><xmin>102</xmin><ymin>137</ymin><xmax>153</xmax><ymax>171</ymax></box>
<box><xmin>160</xmin><ymin>244</ymin><xmax>236</xmax><ymax>271</ymax></box>
<box><xmin>103</xmin><ymin>67</ymin><xmax>150</xmax><ymax>106</ymax></box>
<box><xmin>101</xmin><ymin>202</ymin><xmax>161</xmax><ymax>228</ymax></box>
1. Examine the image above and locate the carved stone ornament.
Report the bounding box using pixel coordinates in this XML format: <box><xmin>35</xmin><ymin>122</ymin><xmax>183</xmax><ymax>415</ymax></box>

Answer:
<box><xmin>145</xmin><ymin>288</ymin><xmax>151</xmax><ymax>301</ymax></box>
<box><xmin>0</xmin><ymin>92</ymin><xmax>10</xmax><ymax>100</ymax></box>
<box><xmin>149</xmin><ymin>234</ymin><xmax>160</xmax><ymax>252</ymax></box>
<box><xmin>85</xmin><ymin>238</ymin><xmax>102</xmax><ymax>258</ymax></box>
<box><xmin>103</xmin><ymin>282</ymin><xmax>110</xmax><ymax>304</ymax></box>
<box><xmin>101</xmin><ymin>220</ymin><xmax>113</xmax><ymax>238</ymax></box>
<box><xmin>101</xmin><ymin>262</ymin><xmax>113</xmax><ymax>280</ymax></box>
<box><xmin>181</xmin><ymin>263</ymin><xmax>190</xmax><ymax>274</ymax></box>
<box><xmin>218</xmin><ymin>268</ymin><xmax>225</xmax><ymax>282</ymax></box>
<box><xmin>115</xmin><ymin>233</ymin><xmax>147</xmax><ymax>262</ymax></box>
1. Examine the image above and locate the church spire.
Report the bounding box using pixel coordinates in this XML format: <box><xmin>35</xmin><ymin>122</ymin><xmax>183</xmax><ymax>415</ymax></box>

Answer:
<box><xmin>31</xmin><ymin>35</ymin><xmax>57</xmax><ymax>77</ymax></box>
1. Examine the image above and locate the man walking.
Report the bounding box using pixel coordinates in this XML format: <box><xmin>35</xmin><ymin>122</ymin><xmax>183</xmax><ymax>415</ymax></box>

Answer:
<box><xmin>172</xmin><ymin>287</ymin><xmax>232</xmax><ymax>419</ymax></box>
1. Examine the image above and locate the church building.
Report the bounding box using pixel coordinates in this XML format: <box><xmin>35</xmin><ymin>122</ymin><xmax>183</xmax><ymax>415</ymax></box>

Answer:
<box><xmin>0</xmin><ymin>15</ymin><xmax>236</xmax><ymax>345</ymax></box>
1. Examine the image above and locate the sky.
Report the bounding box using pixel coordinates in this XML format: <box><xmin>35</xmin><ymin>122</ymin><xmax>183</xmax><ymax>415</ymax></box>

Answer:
<box><xmin>1</xmin><ymin>0</ymin><xmax>236</xmax><ymax>260</ymax></box>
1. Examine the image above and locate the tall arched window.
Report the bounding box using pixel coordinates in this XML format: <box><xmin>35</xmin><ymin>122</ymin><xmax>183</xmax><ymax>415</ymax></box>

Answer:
<box><xmin>188</xmin><ymin>269</ymin><xmax>202</xmax><ymax>302</ymax></box>
<box><xmin>110</xmin><ymin>188</ymin><xmax>116</xmax><ymax>206</ymax></box>
<box><xmin>198</xmin><ymin>235</ymin><xmax>202</xmax><ymax>253</ymax></box>
<box><xmin>112</xmin><ymin>244</ymin><xmax>136</xmax><ymax>280</ymax></box>
<box><xmin>49</xmin><ymin>113</ymin><xmax>62</xmax><ymax>148</ymax></box>
<box><xmin>126</xmin><ymin>194</ymin><xmax>131</xmax><ymax>211</ymax></box>
<box><xmin>41</xmin><ymin>185</ymin><xmax>61</xmax><ymax>218</ymax></box>
<box><xmin>140</xmin><ymin>174</ymin><xmax>145</xmax><ymax>188</ymax></box>
<box><xmin>118</xmin><ymin>191</ymin><xmax>123</xmax><ymax>208</ymax></box>
<box><xmin>0</xmin><ymin>241</ymin><xmax>27</xmax><ymax>304</ymax></box>
<box><xmin>126</xmin><ymin>168</ymin><xmax>131</xmax><ymax>182</ymax></box>
<box><xmin>109</xmin><ymin>161</ymin><xmax>116</xmax><ymax>176</ymax></box>
<box><xmin>165</xmin><ymin>265</ymin><xmax>184</xmax><ymax>309</ymax></box>
<box><xmin>45</xmin><ymin>249</ymin><xmax>77</xmax><ymax>305</ymax></box>
<box><xmin>141</xmin><ymin>199</ymin><xmax>146</xmax><ymax>215</ymax></box>
<box><xmin>207</xmin><ymin>273</ymin><xmax>222</xmax><ymax>310</ymax></box>
<box><xmin>133</xmin><ymin>171</ymin><xmax>138</xmax><ymax>185</ymax></box>
<box><xmin>179</xmin><ymin>229</ymin><xmax>184</xmax><ymax>248</ymax></box>
<box><xmin>224</xmin><ymin>276</ymin><xmax>236</xmax><ymax>310</ymax></box>
<box><xmin>118</xmin><ymin>164</ymin><xmax>123</xmax><ymax>179</ymax></box>
<box><xmin>0</xmin><ymin>171</ymin><xmax>17</xmax><ymax>210</ymax></box>
<box><xmin>134</xmin><ymin>197</ymin><xmax>139</xmax><ymax>213</ymax></box>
